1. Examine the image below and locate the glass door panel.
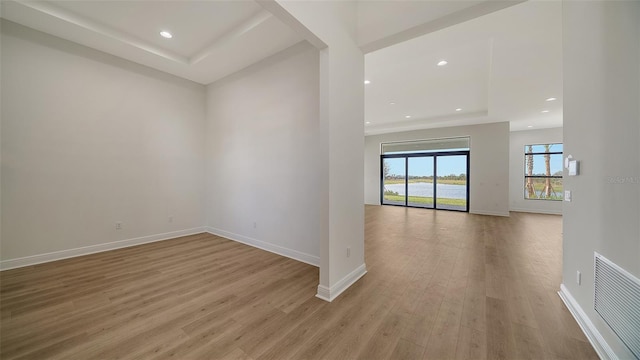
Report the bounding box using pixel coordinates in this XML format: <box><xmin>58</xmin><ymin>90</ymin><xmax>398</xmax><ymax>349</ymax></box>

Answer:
<box><xmin>407</xmin><ymin>157</ymin><xmax>434</xmax><ymax>208</ymax></box>
<box><xmin>435</xmin><ymin>155</ymin><xmax>468</xmax><ymax>211</ymax></box>
<box><xmin>382</xmin><ymin>158</ymin><xmax>406</xmax><ymax>205</ymax></box>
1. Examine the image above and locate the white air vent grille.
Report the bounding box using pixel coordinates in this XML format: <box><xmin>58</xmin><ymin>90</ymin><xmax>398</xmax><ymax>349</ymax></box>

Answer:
<box><xmin>594</xmin><ymin>252</ymin><xmax>640</xmax><ymax>359</ymax></box>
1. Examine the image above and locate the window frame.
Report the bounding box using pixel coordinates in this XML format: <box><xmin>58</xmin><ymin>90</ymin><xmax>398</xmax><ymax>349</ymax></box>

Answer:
<box><xmin>380</xmin><ymin>150</ymin><xmax>470</xmax><ymax>212</ymax></box>
<box><xmin>524</xmin><ymin>143</ymin><xmax>563</xmax><ymax>201</ymax></box>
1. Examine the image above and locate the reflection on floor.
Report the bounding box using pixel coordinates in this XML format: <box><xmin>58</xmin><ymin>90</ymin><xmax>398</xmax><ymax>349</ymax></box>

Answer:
<box><xmin>0</xmin><ymin>206</ymin><xmax>597</xmax><ymax>359</ymax></box>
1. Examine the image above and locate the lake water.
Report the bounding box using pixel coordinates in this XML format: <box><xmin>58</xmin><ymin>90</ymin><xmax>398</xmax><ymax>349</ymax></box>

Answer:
<box><xmin>385</xmin><ymin>182</ymin><xmax>467</xmax><ymax>199</ymax></box>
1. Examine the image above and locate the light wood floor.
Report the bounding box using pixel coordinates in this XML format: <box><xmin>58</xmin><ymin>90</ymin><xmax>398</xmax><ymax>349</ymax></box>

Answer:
<box><xmin>1</xmin><ymin>206</ymin><xmax>598</xmax><ymax>359</ymax></box>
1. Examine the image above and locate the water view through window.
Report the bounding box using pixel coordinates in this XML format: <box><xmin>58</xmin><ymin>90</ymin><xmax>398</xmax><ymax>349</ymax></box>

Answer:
<box><xmin>381</xmin><ymin>138</ymin><xmax>469</xmax><ymax>212</ymax></box>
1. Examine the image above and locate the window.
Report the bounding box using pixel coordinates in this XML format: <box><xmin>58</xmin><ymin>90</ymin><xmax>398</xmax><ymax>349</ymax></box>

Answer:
<box><xmin>381</xmin><ymin>137</ymin><xmax>469</xmax><ymax>212</ymax></box>
<box><xmin>524</xmin><ymin>143</ymin><xmax>563</xmax><ymax>200</ymax></box>
<box><xmin>381</xmin><ymin>137</ymin><xmax>470</xmax><ymax>154</ymax></box>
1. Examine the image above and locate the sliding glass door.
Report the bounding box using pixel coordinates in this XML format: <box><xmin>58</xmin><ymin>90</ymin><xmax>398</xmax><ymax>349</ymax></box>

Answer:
<box><xmin>408</xmin><ymin>157</ymin><xmax>434</xmax><ymax>208</ymax></box>
<box><xmin>435</xmin><ymin>155</ymin><xmax>468</xmax><ymax>211</ymax></box>
<box><xmin>381</xmin><ymin>151</ymin><xmax>469</xmax><ymax>212</ymax></box>
<box><xmin>382</xmin><ymin>158</ymin><xmax>406</xmax><ymax>205</ymax></box>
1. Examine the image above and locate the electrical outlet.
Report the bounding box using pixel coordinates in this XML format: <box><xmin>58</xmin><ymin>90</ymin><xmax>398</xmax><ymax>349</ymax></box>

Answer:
<box><xmin>115</xmin><ymin>222</ymin><xmax>122</xmax><ymax>230</ymax></box>
<box><xmin>577</xmin><ymin>270</ymin><xmax>581</xmax><ymax>285</ymax></box>
<box><xmin>253</xmin><ymin>222</ymin><xmax>257</xmax><ymax>229</ymax></box>
<box><xmin>347</xmin><ymin>247</ymin><xmax>351</xmax><ymax>258</ymax></box>
<box><xmin>168</xmin><ymin>216</ymin><xmax>173</xmax><ymax>223</ymax></box>
<box><xmin>564</xmin><ymin>190</ymin><xmax>572</xmax><ymax>202</ymax></box>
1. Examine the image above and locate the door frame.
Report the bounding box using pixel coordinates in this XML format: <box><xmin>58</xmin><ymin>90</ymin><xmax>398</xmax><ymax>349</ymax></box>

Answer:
<box><xmin>380</xmin><ymin>150</ymin><xmax>470</xmax><ymax>212</ymax></box>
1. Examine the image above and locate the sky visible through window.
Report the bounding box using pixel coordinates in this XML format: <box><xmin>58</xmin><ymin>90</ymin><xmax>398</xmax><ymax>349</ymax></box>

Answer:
<box><xmin>386</xmin><ymin>156</ymin><xmax>466</xmax><ymax>177</ymax></box>
<box><xmin>527</xmin><ymin>143</ymin><xmax>563</xmax><ymax>175</ymax></box>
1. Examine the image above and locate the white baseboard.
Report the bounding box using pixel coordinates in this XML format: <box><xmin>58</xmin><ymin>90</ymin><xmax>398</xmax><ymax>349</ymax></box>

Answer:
<box><xmin>469</xmin><ymin>209</ymin><xmax>510</xmax><ymax>217</ymax></box>
<box><xmin>558</xmin><ymin>284</ymin><xmax>616</xmax><ymax>360</ymax></box>
<box><xmin>316</xmin><ymin>263</ymin><xmax>367</xmax><ymax>302</ymax></box>
<box><xmin>316</xmin><ymin>284</ymin><xmax>331</xmax><ymax>301</ymax></box>
<box><xmin>205</xmin><ymin>227</ymin><xmax>320</xmax><ymax>267</ymax></box>
<box><xmin>510</xmin><ymin>207</ymin><xmax>562</xmax><ymax>215</ymax></box>
<box><xmin>0</xmin><ymin>227</ymin><xmax>207</xmax><ymax>271</ymax></box>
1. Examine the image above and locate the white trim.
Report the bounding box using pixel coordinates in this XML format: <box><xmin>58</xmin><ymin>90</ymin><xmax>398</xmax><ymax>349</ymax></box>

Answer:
<box><xmin>510</xmin><ymin>207</ymin><xmax>562</xmax><ymax>215</ymax></box>
<box><xmin>469</xmin><ymin>209</ymin><xmax>510</xmax><ymax>217</ymax></box>
<box><xmin>0</xmin><ymin>227</ymin><xmax>207</xmax><ymax>271</ymax></box>
<box><xmin>205</xmin><ymin>227</ymin><xmax>319</xmax><ymax>267</ymax></box>
<box><xmin>315</xmin><ymin>263</ymin><xmax>367</xmax><ymax>302</ymax></box>
<box><xmin>316</xmin><ymin>285</ymin><xmax>331</xmax><ymax>301</ymax></box>
<box><xmin>558</xmin><ymin>284</ymin><xmax>617</xmax><ymax>360</ymax></box>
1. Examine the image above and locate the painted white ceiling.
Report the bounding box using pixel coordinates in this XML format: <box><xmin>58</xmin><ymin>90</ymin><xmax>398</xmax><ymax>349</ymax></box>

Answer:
<box><xmin>1</xmin><ymin>0</ymin><xmax>561</xmax><ymax>134</ymax></box>
<box><xmin>364</xmin><ymin>1</ymin><xmax>563</xmax><ymax>135</ymax></box>
<box><xmin>358</xmin><ymin>0</ymin><xmax>488</xmax><ymax>49</ymax></box>
<box><xmin>0</xmin><ymin>0</ymin><xmax>303</xmax><ymax>85</ymax></box>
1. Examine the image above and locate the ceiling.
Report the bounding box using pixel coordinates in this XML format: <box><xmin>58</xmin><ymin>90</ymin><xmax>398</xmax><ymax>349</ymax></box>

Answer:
<box><xmin>0</xmin><ymin>0</ymin><xmax>303</xmax><ymax>85</ymax></box>
<box><xmin>1</xmin><ymin>1</ymin><xmax>561</xmax><ymax>134</ymax></box>
<box><xmin>357</xmin><ymin>0</ymin><xmax>492</xmax><ymax>51</ymax></box>
<box><xmin>364</xmin><ymin>1</ymin><xmax>563</xmax><ymax>135</ymax></box>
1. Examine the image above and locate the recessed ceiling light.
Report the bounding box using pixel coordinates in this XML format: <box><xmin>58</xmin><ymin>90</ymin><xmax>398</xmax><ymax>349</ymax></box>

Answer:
<box><xmin>390</xmin><ymin>102</ymin><xmax>396</xmax><ymax>105</ymax></box>
<box><xmin>405</xmin><ymin>115</ymin><xmax>411</xmax><ymax>119</ymax></box>
<box><xmin>455</xmin><ymin>108</ymin><xmax>462</xmax><ymax>112</ymax></box>
<box><xmin>546</xmin><ymin>97</ymin><xmax>557</xmax><ymax>102</ymax></box>
<box><xmin>528</xmin><ymin>125</ymin><xmax>534</xmax><ymax>128</ymax></box>
<box><xmin>437</xmin><ymin>60</ymin><xmax>448</xmax><ymax>66</ymax></box>
<box><xmin>541</xmin><ymin>110</ymin><xmax>550</xmax><ymax>113</ymax></box>
<box><xmin>365</xmin><ymin>121</ymin><xmax>371</xmax><ymax>124</ymax></box>
<box><xmin>160</xmin><ymin>31</ymin><xmax>173</xmax><ymax>39</ymax></box>
<box><xmin>364</xmin><ymin>80</ymin><xmax>371</xmax><ymax>84</ymax></box>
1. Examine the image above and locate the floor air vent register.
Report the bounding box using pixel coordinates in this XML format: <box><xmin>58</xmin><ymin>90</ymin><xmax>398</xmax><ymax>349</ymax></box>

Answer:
<box><xmin>594</xmin><ymin>252</ymin><xmax>640</xmax><ymax>359</ymax></box>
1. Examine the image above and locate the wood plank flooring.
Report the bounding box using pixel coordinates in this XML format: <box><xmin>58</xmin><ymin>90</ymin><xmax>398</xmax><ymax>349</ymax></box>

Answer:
<box><xmin>0</xmin><ymin>206</ymin><xmax>598</xmax><ymax>359</ymax></box>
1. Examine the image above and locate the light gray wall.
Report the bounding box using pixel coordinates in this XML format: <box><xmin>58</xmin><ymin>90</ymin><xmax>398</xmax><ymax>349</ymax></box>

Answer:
<box><xmin>509</xmin><ymin>127</ymin><xmax>563</xmax><ymax>214</ymax></box>
<box><xmin>269</xmin><ymin>1</ymin><xmax>367</xmax><ymax>296</ymax></box>
<box><xmin>563</xmin><ymin>1</ymin><xmax>639</xmax><ymax>358</ymax></box>
<box><xmin>365</xmin><ymin>122</ymin><xmax>510</xmax><ymax>216</ymax></box>
<box><xmin>1</xmin><ymin>21</ymin><xmax>206</xmax><ymax>262</ymax></box>
<box><xmin>205</xmin><ymin>42</ymin><xmax>321</xmax><ymax>265</ymax></box>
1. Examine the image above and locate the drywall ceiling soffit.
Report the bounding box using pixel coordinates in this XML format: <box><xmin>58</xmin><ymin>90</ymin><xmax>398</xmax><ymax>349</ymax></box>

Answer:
<box><xmin>357</xmin><ymin>0</ymin><xmax>526</xmax><ymax>54</ymax></box>
<box><xmin>365</xmin><ymin>37</ymin><xmax>491</xmax><ymax>136</ymax></box>
<box><xmin>364</xmin><ymin>1</ymin><xmax>563</xmax><ymax>136</ymax></box>
<box><xmin>0</xmin><ymin>0</ymin><xmax>304</xmax><ymax>85</ymax></box>
<box><xmin>364</xmin><ymin>111</ymin><xmax>492</xmax><ymax>136</ymax></box>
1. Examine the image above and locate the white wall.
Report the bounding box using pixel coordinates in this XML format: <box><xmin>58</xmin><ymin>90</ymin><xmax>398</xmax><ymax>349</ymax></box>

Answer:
<box><xmin>0</xmin><ymin>20</ymin><xmax>206</xmax><ymax>266</ymax></box>
<box><xmin>509</xmin><ymin>127</ymin><xmax>563</xmax><ymax>214</ymax></box>
<box><xmin>205</xmin><ymin>42</ymin><xmax>321</xmax><ymax>266</ymax></box>
<box><xmin>365</xmin><ymin>122</ymin><xmax>510</xmax><ymax>216</ymax></box>
<box><xmin>561</xmin><ymin>1</ymin><xmax>640</xmax><ymax>359</ymax></box>
<box><xmin>264</xmin><ymin>1</ymin><xmax>366</xmax><ymax>301</ymax></box>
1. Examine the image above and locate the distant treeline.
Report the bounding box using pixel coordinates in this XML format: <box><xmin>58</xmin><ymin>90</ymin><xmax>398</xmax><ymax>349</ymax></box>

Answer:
<box><xmin>531</xmin><ymin>171</ymin><xmax>563</xmax><ymax>177</ymax></box>
<box><xmin>385</xmin><ymin>174</ymin><xmax>467</xmax><ymax>181</ymax></box>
